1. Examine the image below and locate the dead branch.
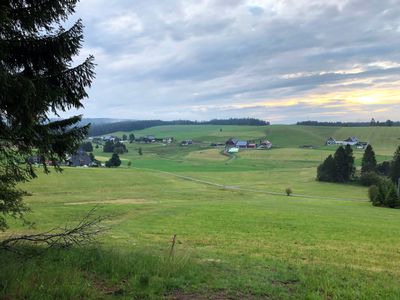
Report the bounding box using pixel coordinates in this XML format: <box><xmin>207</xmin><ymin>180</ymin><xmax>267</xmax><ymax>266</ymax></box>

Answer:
<box><xmin>0</xmin><ymin>207</ymin><xmax>109</xmax><ymax>255</ymax></box>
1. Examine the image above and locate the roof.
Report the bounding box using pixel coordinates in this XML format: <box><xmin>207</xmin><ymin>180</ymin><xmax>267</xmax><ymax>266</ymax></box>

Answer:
<box><xmin>344</xmin><ymin>137</ymin><xmax>358</xmax><ymax>142</ymax></box>
<box><xmin>236</xmin><ymin>141</ymin><xmax>248</xmax><ymax>146</ymax></box>
<box><xmin>226</xmin><ymin>138</ymin><xmax>239</xmax><ymax>144</ymax></box>
<box><xmin>69</xmin><ymin>151</ymin><xmax>91</xmax><ymax>167</ymax></box>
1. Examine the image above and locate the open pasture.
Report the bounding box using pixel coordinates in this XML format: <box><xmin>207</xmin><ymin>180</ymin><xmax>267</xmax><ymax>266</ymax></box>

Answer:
<box><xmin>1</xmin><ymin>125</ymin><xmax>400</xmax><ymax>299</ymax></box>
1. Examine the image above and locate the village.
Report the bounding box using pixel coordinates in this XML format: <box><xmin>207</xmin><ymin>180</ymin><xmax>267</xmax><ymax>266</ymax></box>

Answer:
<box><xmin>27</xmin><ymin>134</ymin><xmax>372</xmax><ymax>168</ymax></box>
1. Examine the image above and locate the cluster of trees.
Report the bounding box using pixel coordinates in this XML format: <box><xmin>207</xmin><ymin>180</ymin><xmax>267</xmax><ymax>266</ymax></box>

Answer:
<box><xmin>318</xmin><ymin>143</ymin><xmax>400</xmax><ymax>208</ymax></box>
<box><xmin>297</xmin><ymin>119</ymin><xmax>400</xmax><ymax>127</ymax></box>
<box><xmin>369</xmin><ymin>179</ymin><xmax>400</xmax><ymax>208</ymax></box>
<box><xmin>89</xmin><ymin>118</ymin><xmax>270</xmax><ymax>136</ymax></box>
<box><xmin>317</xmin><ymin>145</ymin><xmax>355</xmax><ymax>182</ymax></box>
<box><xmin>364</xmin><ymin>146</ymin><xmax>400</xmax><ymax>208</ymax></box>
<box><xmin>105</xmin><ymin>153</ymin><xmax>121</xmax><ymax>168</ymax></box>
<box><xmin>103</xmin><ymin>140</ymin><xmax>128</xmax><ymax>154</ymax></box>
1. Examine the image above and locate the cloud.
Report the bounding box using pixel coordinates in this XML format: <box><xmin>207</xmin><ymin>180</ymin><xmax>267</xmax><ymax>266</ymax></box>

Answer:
<box><xmin>58</xmin><ymin>0</ymin><xmax>400</xmax><ymax>123</ymax></box>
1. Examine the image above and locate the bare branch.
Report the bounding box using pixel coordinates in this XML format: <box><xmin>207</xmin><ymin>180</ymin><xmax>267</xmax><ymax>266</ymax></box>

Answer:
<box><xmin>0</xmin><ymin>207</ymin><xmax>109</xmax><ymax>256</ymax></box>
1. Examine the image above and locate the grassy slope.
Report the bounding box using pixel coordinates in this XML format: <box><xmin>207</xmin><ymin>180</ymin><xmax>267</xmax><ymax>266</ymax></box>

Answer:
<box><xmin>118</xmin><ymin>124</ymin><xmax>400</xmax><ymax>154</ymax></box>
<box><xmin>1</xmin><ymin>125</ymin><xmax>400</xmax><ymax>299</ymax></box>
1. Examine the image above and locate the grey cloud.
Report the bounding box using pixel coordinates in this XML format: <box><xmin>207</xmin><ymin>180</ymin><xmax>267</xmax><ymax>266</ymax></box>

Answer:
<box><xmin>59</xmin><ymin>0</ymin><xmax>400</xmax><ymax>123</ymax></box>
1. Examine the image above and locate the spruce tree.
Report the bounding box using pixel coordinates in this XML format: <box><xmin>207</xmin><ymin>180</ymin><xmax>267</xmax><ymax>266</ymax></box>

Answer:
<box><xmin>361</xmin><ymin>145</ymin><xmax>377</xmax><ymax>174</ymax></box>
<box><xmin>389</xmin><ymin>146</ymin><xmax>400</xmax><ymax>185</ymax></box>
<box><xmin>344</xmin><ymin>144</ymin><xmax>355</xmax><ymax>180</ymax></box>
<box><xmin>334</xmin><ymin>146</ymin><xmax>349</xmax><ymax>182</ymax></box>
<box><xmin>317</xmin><ymin>155</ymin><xmax>336</xmax><ymax>182</ymax></box>
<box><xmin>385</xmin><ymin>183</ymin><xmax>399</xmax><ymax>208</ymax></box>
<box><xmin>0</xmin><ymin>0</ymin><xmax>95</xmax><ymax>230</ymax></box>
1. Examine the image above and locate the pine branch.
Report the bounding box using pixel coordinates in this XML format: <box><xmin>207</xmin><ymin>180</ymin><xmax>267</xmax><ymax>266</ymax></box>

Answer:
<box><xmin>6</xmin><ymin>0</ymin><xmax>78</xmax><ymax>33</ymax></box>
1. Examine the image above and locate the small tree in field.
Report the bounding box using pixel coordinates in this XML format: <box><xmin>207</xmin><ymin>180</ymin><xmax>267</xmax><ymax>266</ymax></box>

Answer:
<box><xmin>285</xmin><ymin>187</ymin><xmax>293</xmax><ymax>196</ymax></box>
<box><xmin>138</xmin><ymin>147</ymin><xmax>143</xmax><ymax>156</ymax></box>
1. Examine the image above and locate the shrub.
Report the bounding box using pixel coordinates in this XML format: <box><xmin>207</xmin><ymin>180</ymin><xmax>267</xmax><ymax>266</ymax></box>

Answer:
<box><xmin>368</xmin><ymin>185</ymin><xmax>379</xmax><ymax>205</ymax></box>
<box><xmin>370</xmin><ymin>179</ymin><xmax>400</xmax><ymax>208</ymax></box>
<box><xmin>106</xmin><ymin>153</ymin><xmax>121</xmax><ymax>168</ymax></box>
<box><xmin>285</xmin><ymin>187</ymin><xmax>293</xmax><ymax>196</ymax></box>
<box><xmin>377</xmin><ymin>161</ymin><xmax>391</xmax><ymax>176</ymax></box>
<box><xmin>360</xmin><ymin>171</ymin><xmax>382</xmax><ymax>187</ymax></box>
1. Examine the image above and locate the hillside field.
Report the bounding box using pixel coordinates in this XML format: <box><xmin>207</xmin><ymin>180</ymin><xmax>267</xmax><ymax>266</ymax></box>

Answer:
<box><xmin>1</xmin><ymin>125</ymin><xmax>400</xmax><ymax>299</ymax></box>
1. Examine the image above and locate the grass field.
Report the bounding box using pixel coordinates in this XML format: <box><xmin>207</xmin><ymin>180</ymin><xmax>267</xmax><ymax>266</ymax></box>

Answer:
<box><xmin>1</xmin><ymin>125</ymin><xmax>400</xmax><ymax>299</ymax></box>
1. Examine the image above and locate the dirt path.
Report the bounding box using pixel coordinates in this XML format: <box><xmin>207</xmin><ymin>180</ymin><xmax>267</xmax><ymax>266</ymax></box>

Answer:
<box><xmin>132</xmin><ymin>167</ymin><xmax>367</xmax><ymax>202</ymax></box>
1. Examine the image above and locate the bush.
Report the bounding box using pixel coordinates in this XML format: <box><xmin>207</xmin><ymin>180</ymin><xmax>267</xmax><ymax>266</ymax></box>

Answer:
<box><xmin>285</xmin><ymin>187</ymin><xmax>293</xmax><ymax>196</ymax></box>
<box><xmin>368</xmin><ymin>185</ymin><xmax>379</xmax><ymax>205</ymax></box>
<box><xmin>377</xmin><ymin>161</ymin><xmax>390</xmax><ymax>176</ymax></box>
<box><xmin>106</xmin><ymin>153</ymin><xmax>121</xmax><ymax>168</ymax></box>
<box><xmin>370</xmin><ymin>179</ymin><xmax>400</xmax><ymax>208</ymax></box>
<box><xmin>360</xmin><ymin>171</ymin><xmax>382</xmax><ymax>187</ymax></box>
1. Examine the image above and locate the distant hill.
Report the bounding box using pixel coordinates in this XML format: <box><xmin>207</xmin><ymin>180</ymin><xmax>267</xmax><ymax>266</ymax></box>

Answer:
<box><xmin>88</xmin><ymin>118</ymin><xmax>269</xmax><ymax>136</ymax></box>
<box><xmin>78</xmin><ymin>118</ymin><xmax>128</xmax><ymax>126</ymax></box>
<box><xmin>297</xmin><ymin>120</ymin><xmax>400</xmax><ymax>127</ymax></box>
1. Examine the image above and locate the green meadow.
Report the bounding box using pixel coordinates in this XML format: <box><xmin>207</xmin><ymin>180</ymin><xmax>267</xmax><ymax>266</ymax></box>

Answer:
<box><xmin>1</xmin><ymin>125</ymin><xmax>400</xmax><ymax>299</ymax></box>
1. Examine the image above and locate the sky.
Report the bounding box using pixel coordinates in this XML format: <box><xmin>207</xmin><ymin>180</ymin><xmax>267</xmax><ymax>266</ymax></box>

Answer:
<box><xmin>64</xmin><ymin>0</ymin><xmax>400</xmax><ymax>123</ymax></box>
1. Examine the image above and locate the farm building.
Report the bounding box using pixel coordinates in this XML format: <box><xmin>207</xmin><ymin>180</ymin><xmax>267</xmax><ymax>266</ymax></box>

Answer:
<box><xmin>326</xmin><ymin>137</ymin><xmax>336</xmax><ymax>145</ymax></box>
<box><xmin>340</xmin><ymin>137</ymin><xmax>359</xmax><ymax>146</ymax></box>
<box><xmin>325</xmin><ymin>136</ymin><xmax>368</xmax><ymax>148</ymax></box>
<box><xmin>356</xmin><ymin>142</ymin><xmax>369</xmax><ymax>149</ymax></box>
<box><xmin>67</xmin><ymin>150</ymin><xmax>92</xmax><ymax>167</ymax></box>
<box><xmin>227</xmin><ymin>147</ymin><xmax>239</xmax><ymax>153</ymax></box>
<box><xmin>226</xmin><ymin>138</ymin><xmax>239</xmax><ymax>147</ymax></box>
<box><xmin>162</xmin><ymin>137</ymin><xmax>174</xmax><ymax>144</ymax></box>
<box><xmin>181</xmin><ymin>139</ymin><xmax>193</xmax><ymax>146</ymax></box>
<box><xmin>102</xmin><ymin>135</ymin><xmax>118</xmax><ymax>142</ymax></box>
<box><xmin>146</xmin><ymin>135</ymin><xmax>156</xmax><ymax>142</ymax></box>
<box><xmin>258</xmin><ymin>140</ymin><xmax>273</xmax><ymax>149</ymax></box>
<box><xmin>236</xmin><ymin>140</ymin><xmax>248</xmax><ymax>148</ymax></box>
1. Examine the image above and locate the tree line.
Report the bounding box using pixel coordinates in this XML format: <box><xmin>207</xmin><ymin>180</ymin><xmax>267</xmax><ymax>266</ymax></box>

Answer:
<box><xmin>89</xmin><ymin>118</ymin><xmax>270</xmax><ymax>136</ymax></box>
<box><xmin>297</xmin><ymin>120</ymin><xmax>400</xmax><ymax>127</ymax></box>
<box><xmin>317</xmin><ymin>144</ymin><xmax>400</xmax><ymax>208</ymax></box>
